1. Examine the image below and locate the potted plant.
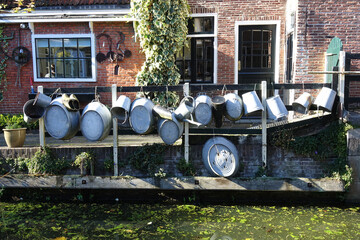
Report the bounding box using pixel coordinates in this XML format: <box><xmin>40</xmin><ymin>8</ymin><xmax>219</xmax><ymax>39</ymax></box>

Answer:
<box><xmin>3</xmin><ymin>122</ymin><xmax>27</xmax><ymax>147</ymax></box>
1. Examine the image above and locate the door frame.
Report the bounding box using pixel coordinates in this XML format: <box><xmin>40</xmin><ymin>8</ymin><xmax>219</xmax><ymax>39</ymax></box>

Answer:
<box><xmin>234</xmin><ymin>20</ymin><xmax>281</xmax><ymax>85</ymax></box>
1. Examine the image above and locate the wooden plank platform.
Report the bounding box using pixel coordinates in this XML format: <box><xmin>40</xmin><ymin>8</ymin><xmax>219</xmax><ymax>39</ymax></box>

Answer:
<box><xmin>0</xmin><ymin>175</ymin><xmax>344</xmax><ymax>192</ymax></box>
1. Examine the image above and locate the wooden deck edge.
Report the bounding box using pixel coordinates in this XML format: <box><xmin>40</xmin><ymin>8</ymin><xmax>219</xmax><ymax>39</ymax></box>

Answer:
<box><xmin>0</xmin><ymin>175</ymin><xmax>345</xmax><ymax>192</ymax></box>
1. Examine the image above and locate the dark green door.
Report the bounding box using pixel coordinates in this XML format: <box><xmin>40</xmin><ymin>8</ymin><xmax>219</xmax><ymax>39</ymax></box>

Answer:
<box><xmin>238</xmin><ymin>25</ymin><xmax>276</xmax><ymax>94</ymax></box>
<box><xmin>326</xmin><ymin>37</ymin><xmax>343</xmax><ymax>83</ymax></box>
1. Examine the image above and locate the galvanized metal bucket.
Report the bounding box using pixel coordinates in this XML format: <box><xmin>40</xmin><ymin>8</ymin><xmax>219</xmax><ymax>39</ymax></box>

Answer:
<box><xmin>266</xmin><ymin>95</ymin><xmax>288</xmax><ymax>120</ymax></box>
<box><xmin>194</xmin><ymin>95</ymin><xmax>212</xmax><ymax>125</ymax></box>
<box><xmin>292</xmin><ymin>92</ymin><xmax>312</xmax><ymax>114</ymax></box>
<box><xmin>153</xmin><ymin>105</ymin><xmax>173</xmax><ymax>120</ymax></box>
<box><xmin>212</xmin><ymin>96</ymin><xmax>226</xmax><ymax>128</ymax></box>
<box><xmin>224</xmin><ymin>93</ymin><xmax>243</xmax><ymax>121</ymax></box>
<box><xmin>111</xmin><ymin>95</ymin><xmax>131</xmax><ymax>123</ymax></box>
<box><xmin>33</xmin><ymin>92</ymin><xmax>52</xmax><ymax>108</ymax></box>
<box><xmin>157</xmin><ymin>113</ymin><xmax>184</xmax><ymax>145</ymax></box>
<box><xmin>23</xmin><ymin>99</ymin><xmax>46</xmax><ymax>123</ymax></box>
<box><xmin>129</xmin><ymin>98</ymin><xmax>155</xmax><ymax>134</ymax></box>
<box><xmin>242</xmin><ymin>91</ymin><xmax>264</xmax><ymax>116</ymax></box>
<box><xmin>81</xmin><ymin>101</ymin><xmax>112</xmax><ymax>141</ymax></box>
<box><xmin>314</xmin><ymin>87</ymin><xmax>337</xmax><ymax>112</ymax></box>
<box><xmin>174</xmin><ymin>96</ymin><xmax>194</xmax><ymax>121</ymax></box>
<box><xmin>202</xmin><ymin>137</ymin><xmax>239</xmax><ymax>177</ymax></box>
<box><xmin>44</xmin><ymin>97</ymin><xmax>80</xmax><ymax>140</ymax></box>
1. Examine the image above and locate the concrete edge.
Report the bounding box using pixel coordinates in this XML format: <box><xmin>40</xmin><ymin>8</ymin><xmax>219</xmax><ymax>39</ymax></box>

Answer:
<box><xmin>0</xmin><ymin>175</ymin><xmax>345</xmax><ymax>192</ymax></box>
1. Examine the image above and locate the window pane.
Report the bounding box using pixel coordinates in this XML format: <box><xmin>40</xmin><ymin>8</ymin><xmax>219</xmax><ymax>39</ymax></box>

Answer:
<box><xmin>184</xmin><ymin>60</ymin><xmax>191</xmax><ymax>80</ymax></box>
<box><xmin>79</xmin><ymin>59</ymin><xmax>92</xmax><ymax>78</ymax></box>
<box><xmin>196</xmin><ymin>39</ymin><xmax>203</xmax><ymax>60</ymax></box>
<box><xmin>253</xmin><ymin>56</ymin><xmax>261</xmax><ymax>68</ymax></box>
<box><xmin>263</xmin><ymin>56</ymin><xmax>271</xmax><ymax>68</ymax></box>
<box><xmin>196</xmin><ymin>61</ymin><xmax>204</xmax><ymax>81</ymax></box>
<box><xmin>64</xmin><ymin>39</ymin><xmax>78</xmax><ymax>58</ymax></box>
<box><xmin>65</xmin><ymin>59</ymin><xmax>79</xmax><ymax>78</ymax></box>
<box><xmin>52</xmin><ymin>59</ymin><xmax>64</xmax><ymax>78</ymax></box>
<box><xmin>176</xmin><ymin>61</ymin><xmax>184</xmax><ymax>79</ymax></box>
<box><xmin>205</xmin><ymin>61</ymin><xmax>213</xmax><ymax>82</ymax></box>
<box><xmin>36</xmin><ymin>39</ymin><xmax>49</xmax><ymax>58</ymax></box>
<box><xmin>50</xmin><ymin>39</ymin><xmax>63</xmax><ymax>58</ymax></box>
<box><xmin>184</xmin><ymin>39</ymin><xmax>191</xmax><ymax>60</ymax></box>
<box><xmin>78</xmin><ymin>38</ymin><xmax>91</xmax><ymax>57</ymax></box>
<box><xmin>242</xmin><ymin>43</ymin><xmax>251</xmax><ymax>55</ymax></box>
<box><xmin>189</xmin><ymin>17</ymin><xmax>214</xmax><ymax>34</ymax></box>
<box><xmin>263</xmin><ymin>43</ymin><xmax>271</xmax><ymax>55</ymax></box>
<box><xmin>242</xmin><ymin>30</ymin><xmax>252</xmax><ymax>41</ymax></box>
<box><xmin>253</xmin><ymin>30</ymin><xmax>262</xmax><ymax>41</ymax></box>
<box><xmin>263</xmin><ymin>30</ymin><xmax>272</xmax><ymax>41</ymax></box>
<box><xmin>204</xmin><ymin>39</ymin><xmax>213</xmax><ymax>59</ymax></box>
<box><xmin>37</xmin><ymin>59</ymin><xmax>49</xmax><ymax>78</ymax></box>
<box><xmin>253</xmin><ymin>43</ymin><xmax>262</xmax><ymax>55</ymax></box>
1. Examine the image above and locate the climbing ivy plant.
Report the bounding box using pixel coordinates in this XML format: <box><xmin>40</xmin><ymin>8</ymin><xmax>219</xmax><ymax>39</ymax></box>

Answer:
<box><xmin>130</xmin><ymin>0</ymin><xmax>190</xmax><ymax>107</ymax></box>
<box><xmin>0</xmin><ymin>24</ymin><xmax>8</xmax><ymax>102</ymax></box>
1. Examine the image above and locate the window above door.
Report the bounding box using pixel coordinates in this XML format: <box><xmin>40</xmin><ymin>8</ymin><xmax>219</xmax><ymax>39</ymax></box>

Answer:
<box><xmin>176</xmin><ymin>14</ymin><xmax>217</xmax><ymax>84</ymax></box>
<box><xmin>33</xmin><ymin>34</ymin><xmax>96</xmax><ymax>82</ymax></box>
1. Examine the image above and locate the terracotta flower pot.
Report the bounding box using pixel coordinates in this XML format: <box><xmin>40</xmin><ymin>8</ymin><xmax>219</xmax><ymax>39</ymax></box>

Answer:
<box><xmin>3</xmin><ymin>128</ymin><xmax>27</xmax><ymax>147</ymax></box>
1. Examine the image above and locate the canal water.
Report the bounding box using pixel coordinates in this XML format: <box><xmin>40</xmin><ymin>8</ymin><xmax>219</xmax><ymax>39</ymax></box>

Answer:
<box><xmin>0</xmin><ymin>202</ymin><xmax>359</xmax><ymax>239</ymax></box>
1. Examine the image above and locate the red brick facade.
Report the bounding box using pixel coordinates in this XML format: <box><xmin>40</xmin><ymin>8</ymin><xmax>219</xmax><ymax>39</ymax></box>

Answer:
<box><xmin>1</xmin><ymin>0</ymin><xmax>360</xmax><ymax>113</ymax></box>
<box><xmin>295</xmin><ymin>0</ymin><xmax>360</xmax><ymax>100</ymax></box>
<box><xmin>0</xmin><ymin>21</ymin><xmax>144</xmax><ymax>113</ymax></box>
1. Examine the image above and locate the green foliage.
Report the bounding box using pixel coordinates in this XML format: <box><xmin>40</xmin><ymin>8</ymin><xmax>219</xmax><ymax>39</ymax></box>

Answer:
<box><xmin>0</xmin><ymin>157</ymin><xmax>29</xmax><ymax>175</ymax></box>
<box><xmin>130</xmin><ymin>0</ymin><xmax>190</xmax><ymax>107</ymax></box>
<box><xmin>128</xmin><ymin>143</ymin><xmax>166</xmax><ymax>175</ymax></box>
<box><xmin>104</xmin><ymin>158</ymin><xmax>114</xmax><ymax>173</ymax></box>
<box><xmin>0</xmin><ymin>114</ymin><xmax>38</xmax><ymax>130</ymax></box>
<box><xmin>73</xmin><ymin>152</ymin><xmax>95</xmax><ymax>176</ymax></box>
<box><xmin>255</xmin><ymin>166</ymin><xmax>267</xmax><ymax>178</ymax></box>
<box><xmin>0</xmin><ymin>24</ymin><xmax>8</xmax><ymax>101</ymax></box>
<box><xmin>176</xmin><ymin>158</ymin><xmax>196</xmax><ymax>176</ymax></box>
<box><xmin>26</xmin><ymin>146</ymin><xmax>70</xmax><ymax>175</ymax></box>
<box><xmin>272</xmin><ymin>122</ymin><xmax>354</xmax><ymax>189</ymax></box>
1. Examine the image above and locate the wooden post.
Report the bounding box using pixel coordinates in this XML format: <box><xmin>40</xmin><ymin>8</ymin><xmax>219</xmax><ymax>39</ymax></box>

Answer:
<box><xmin>183</xmin><ymin>83</ymin><xmax>190</xmax><ymax>163</ymax></box>
<box><xmin>339</xmin><ymin>51</ymin><xmax>346</xmax><ymax>111</ymax></box>
<box><xmin>38</xmin><ymin>86</ymin><xmax>45</xmax><ymax>147</ymax></box>
<box><xmin>261</xmin><ymin>81</ymin><xmax>267</xmax><ymax>168</ymax></box>
<box><xmin>112</xmin><ymin>84</ymin><xmax>118</xmax><ymax>176</ymax></box>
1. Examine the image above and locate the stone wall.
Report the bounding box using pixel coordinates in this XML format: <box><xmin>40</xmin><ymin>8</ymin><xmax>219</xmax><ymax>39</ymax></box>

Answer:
<box><xmin>346</xmin><ymin>129</ymin><xmax>360</xmax><ymax>203</ymax></box>
<box><xmin>0</xmin><ymin>135</ymin><xmax>334</xmax><ymax>179</ymax></box>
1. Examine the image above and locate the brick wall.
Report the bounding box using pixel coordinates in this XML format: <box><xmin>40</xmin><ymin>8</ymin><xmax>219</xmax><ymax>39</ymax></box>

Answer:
<box><xmin>188</xmin><ymin>0</ymin><xmax>287</xmax><ymax>85</ymax></box>
<box><xmin>295</xmin><ymin>0</ymin><xmax>360</xmax><ymax>99</ymax></box>
<box><xmin>0</xmin><ymin>22</ymin><xmax>144</xmax><ymax>114</ymax></box>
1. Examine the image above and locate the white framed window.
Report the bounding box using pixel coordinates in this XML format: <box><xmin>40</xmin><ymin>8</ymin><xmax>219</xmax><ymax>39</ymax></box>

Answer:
<box><xmin>176</xmin><ymin>13</ymin><xmax>218</xmax><ymax>84</ymax></box>
<box><xmin>32</xmin><ymin>34</ymin><xmax>96</xmax><ymax>82</ymax></box>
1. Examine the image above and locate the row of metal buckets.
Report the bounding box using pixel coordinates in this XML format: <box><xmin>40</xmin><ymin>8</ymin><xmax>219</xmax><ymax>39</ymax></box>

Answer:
<box><xmin>23</xmin><ymin>86</ymin><xmax>336</xmax><ymax>145</ymax></box>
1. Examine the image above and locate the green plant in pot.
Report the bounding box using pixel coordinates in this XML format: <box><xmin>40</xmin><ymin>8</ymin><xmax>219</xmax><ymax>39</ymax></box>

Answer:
<box><xmin>3</xmin><ymin>122</ymin><xmax>26</xmax><ymax>147</ymax></box>
<box><xmin>73</xmin><ymin>152</ymin><xmax>95</xmax><ymax>176</ymax></box>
